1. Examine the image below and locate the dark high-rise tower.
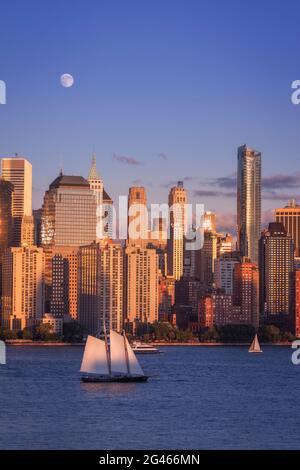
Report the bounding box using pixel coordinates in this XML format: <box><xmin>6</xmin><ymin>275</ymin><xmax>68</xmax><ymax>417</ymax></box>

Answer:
<box><xmin>259</xmin><ymin>222</ymin><xmax>294</xmax><ymax>318</ymax></box>
<box><xmin>237</xmin><ymin>145</ymin><xmax>261</xmax><ymax>265</ymax></box>
<box><xmin>0</xmin><ymin>178</ymin><xmax>13</xmax><ymax>254</ymax></box>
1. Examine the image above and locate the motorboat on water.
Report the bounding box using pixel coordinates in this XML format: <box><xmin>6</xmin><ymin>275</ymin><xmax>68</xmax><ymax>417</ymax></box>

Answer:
<box><xmin>131</xmin><ymin>341</ymin><xmax>161</xmax><ymax>354</ymax></box>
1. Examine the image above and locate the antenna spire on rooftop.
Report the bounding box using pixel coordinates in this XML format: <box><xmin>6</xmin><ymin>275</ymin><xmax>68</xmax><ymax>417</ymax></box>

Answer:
<box><xmin>88</xmin><ymin>153</ymin><xmax>101</xmax><ymax>181</ymax></box>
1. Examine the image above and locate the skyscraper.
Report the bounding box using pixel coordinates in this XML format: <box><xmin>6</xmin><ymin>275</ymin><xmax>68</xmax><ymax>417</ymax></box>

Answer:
<box><xmin>127</xmin><ymin>186</ymin><xmax>148</xmax><ymax>245</ymax></box>
<box><xmin>125</xmin><ymin>245</ymin><xmax>158</xmax><ymax>324</ymax></box>
<box><xmin>237</xmin><ymin>145</ymin><xmax>261</xmax><ymax>265</ymax></box>
<box><xmin>0</xmin><ymin>178</ymin><xmax>13</xmax><ymax>254</ymax></box>
<box><xmin>1</xmin><ymin>157</ymin><xmax>32</xmax><ymax>246</ymax></box>
<box><xmin>0</xmin><ymin>178</ymin><xmax>14</xmax><ymax>323</ymax></box>
<box><xmin>275</xmin><ymin>200</ymin><xmax>300</xmax><ymax>256</ymax></box>
<box><xmin>167</xmin><ymin>181</ymin><xmax>188</xmax><ymax>280</ymax></box>
<box><xmin>78</xmin><ymin>240</ymin><xmax>124</xmax><ymax>334</ymax></box>
<box><xmin>233</xmin><ymin>259</ymin><xmax>259</xmax><ymax>328</ymax></box>
<box><xmin>214</xmin><ymin>252</ymin><xmax>240</xmax><ymax>295</ymax></box>
<box><xmin>41</xmin><ymin>173</ymin><xmax>97</xmax><ymax>246</ymax></box>
<box><xmin>259</xmin><ymin>222</ymin><xmax>294</xmax><ymax>318</ymax></box>
<box><xmin>50</xmin><ymin>247</ymin><xmax>79</xmax><ymax>320</ymax></box>
<box><xmin>88</xmin><ymin>155</ymin><xmax>104</xmax><ymax>239</ymax></box>
<box><xmin>199</xmin><ymin>230</ymin><xmax>218</xmax><ymax>288</ymax></box>
<box><xmin>2</xmin><ymin>246</ymin><xmax>45</xmax><ymax>330</ymax></box>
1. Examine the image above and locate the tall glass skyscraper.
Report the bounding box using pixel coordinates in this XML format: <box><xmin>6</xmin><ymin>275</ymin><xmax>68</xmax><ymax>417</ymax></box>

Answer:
<box><xmin>41</xmin><ymin>173</ymin><xmax>97</xmax><ymax>246</ymax></box>
<box><xmin>1</xmin><ymin>157</ymin><xmax>32</xmax><ymax>246</ymax></box>
<box><xmin>237</xmin><ymin>145</ymin><xmax>261</xmax><ymax>265</ymax></box>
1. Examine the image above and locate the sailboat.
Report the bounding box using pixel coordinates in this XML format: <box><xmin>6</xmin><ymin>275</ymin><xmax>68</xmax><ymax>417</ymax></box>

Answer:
<box><xmin>80</xmin><ymin>330</ymin><xmax>148</xmax><ymax>383</ymax></box>
<box><xmin>248</xmin><ymin>334</ymin><xmax>263</xmax><ymax>353</ymax></box>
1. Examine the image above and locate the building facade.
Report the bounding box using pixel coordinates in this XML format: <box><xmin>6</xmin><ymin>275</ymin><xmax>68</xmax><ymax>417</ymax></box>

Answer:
<box><xmin>275</xmin><ymin>200</ymin><xmax>300</xmax><ymax>256</ymax></box>
<box><xmin>237</xmin><ymin>145</ymin><xmax>261</xmax><ymax>265</ymax></box>
<box><xmin>167</xmin><ymin>181</ymin><xmax>188</xmax><ymax>280</ymax></box>
<box><xmin>128</xmin><ymin>186</ymin><xmax>148</xmax><ymax>245</ymax></box>
<box><xmin>2</xmin><ymin>246</ymin><xmax>45</xmax><ymax>330</ymax></box>
<box><xmin>41</xmin><ymin>173</ymin><xmax>97</xmax><ymax>247</ymax></box>
<box><xmin>1</xmin><ymin>157</ymin><xmax>32</xmax><ymax>246</ymax></box>
<box><xmin>233</xmin><ymin>260</ymin><xmax>259</xmax><ymax>328</ymax></box>
<box><xmin>125</xmin><ymin>246</ymin><xmax>158</xmax><ymax>324</ymax></box>
<box><xmin>78</xmin><ymin>241</ymin><xmax>123</xmax><ymax>334</ymax></box>
<box><xmin>259</xmin><ymin>222</ymin><xmax>294</xmax><ymax>317</ymax></box>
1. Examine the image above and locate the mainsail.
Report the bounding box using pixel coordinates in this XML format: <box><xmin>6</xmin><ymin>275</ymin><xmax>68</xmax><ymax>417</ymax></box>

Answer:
<box><xmin>249</xmin><ymin>334</ymin><xmax>262</xmax><ymax>353</ymax></box>
<box><xmin>125</xmin><ymin>337</ymin><xmax>144</xmax><ymax>376</ymax></box>
<box><xmin>80</xmin><ymin>331</ymin><xmax>145</xmax><ymax>378</ymax></box>
<box><xmin>80</xmin><ymin>335</ymin><xmax>109</xmax><ymax>375</ymax></box>
<box><xmin>110</xmin><ymin>330</ymin><xmax>128</xmax><ymax>375</ymax></box>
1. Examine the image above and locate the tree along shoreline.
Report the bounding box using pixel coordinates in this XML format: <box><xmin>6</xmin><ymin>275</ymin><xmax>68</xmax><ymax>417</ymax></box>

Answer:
<box><xmin>0</xmin><ymin>321</ymin><xmax>296</xmax><ymax>345</ymax></box>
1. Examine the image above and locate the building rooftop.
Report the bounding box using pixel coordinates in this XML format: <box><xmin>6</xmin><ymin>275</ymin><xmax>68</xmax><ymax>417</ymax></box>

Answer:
<box><xmin>103</xmin><ymin>188</ymin><xmax>112</xmax><ymax>202</ymax></box>
<box><xmin>49</xmin><ymin>174</ymin><xmax>90</xmax><ymax>189</ymax></box>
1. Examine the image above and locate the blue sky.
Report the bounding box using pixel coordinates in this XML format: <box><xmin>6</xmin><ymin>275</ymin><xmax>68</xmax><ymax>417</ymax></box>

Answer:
<box><xmin>1</xmin><ymin>0</ymin><xmax>300</xmax><ymax>231</ymax></box>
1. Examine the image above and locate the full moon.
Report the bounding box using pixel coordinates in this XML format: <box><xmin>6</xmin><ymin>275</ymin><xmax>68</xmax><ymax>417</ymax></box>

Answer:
<box><xmin>60</xmin><ymin>73</ymin><xmax>74</xmax><ymax>88</ymax></box>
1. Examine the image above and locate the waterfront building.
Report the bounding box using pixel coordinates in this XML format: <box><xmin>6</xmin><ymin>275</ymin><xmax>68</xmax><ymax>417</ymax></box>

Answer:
<box><xmin>50</xmin><ymin>246</ymin><xmax>79</xmax><ymax>319</ymax></box>
<box><xmin>2</xmin><ymin>246</ymin><xmax>45</xmax><ymax>330</ymax></box>
<box><xmin>125</xmin><ymin>245</ymin><xmax>158</xmax><ymax>324</ymax></box>
<box><xmin>42</xmin><ymin>313</ymin><xmax>63</xmax><ymax>336</ymax></box>
<box><xmin>78</xmin><ymin>240</ymin><xmax>124</xmax><ymax>334</ymax></box>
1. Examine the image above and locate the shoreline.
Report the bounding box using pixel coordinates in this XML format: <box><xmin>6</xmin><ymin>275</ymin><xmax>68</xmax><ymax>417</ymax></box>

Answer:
<box><xmin>5</xmin><ymin>340</ymin><xmax>292</xmax><ymax>347</ymax></box>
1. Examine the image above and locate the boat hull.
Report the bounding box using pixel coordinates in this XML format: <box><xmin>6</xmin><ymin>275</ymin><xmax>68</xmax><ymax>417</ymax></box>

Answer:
<box><xmin>132</xmin><ymin>350</ymin><xmax>161</xmax><ymax>354</ymax></box>
<box><xmin>81</xmin><ymin>375</ymin><xmax>149</xmax><ymax>383</ymax></box>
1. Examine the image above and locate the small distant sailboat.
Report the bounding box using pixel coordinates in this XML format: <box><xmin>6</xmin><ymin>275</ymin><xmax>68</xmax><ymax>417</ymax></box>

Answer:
<box><xmin>80</xmin><ymin>329</ymin><xmax>148</xmax><ymax>383</ymax></box>
<box><xmin>248</xmin><ymin>334</ymin><xmax>263</xmax><ymax>353</ymax></box>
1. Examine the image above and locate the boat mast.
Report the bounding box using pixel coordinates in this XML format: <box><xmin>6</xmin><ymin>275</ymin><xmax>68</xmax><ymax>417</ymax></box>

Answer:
<box><xmin>103</xmin><ymin>316</ymin><xmax>112</xmax><ymax>376</ymax></box>
<box><xmin>123</xmin><ymin>330</ymin><xmax>131</xmax><ymax>376</ymax></box>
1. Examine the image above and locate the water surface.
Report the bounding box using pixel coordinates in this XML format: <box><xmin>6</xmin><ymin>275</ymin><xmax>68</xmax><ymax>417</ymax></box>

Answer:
<box><xmin>0</xmin><ymin>345</ymin><xmax>298</xmax><ymax>449</ymax></box>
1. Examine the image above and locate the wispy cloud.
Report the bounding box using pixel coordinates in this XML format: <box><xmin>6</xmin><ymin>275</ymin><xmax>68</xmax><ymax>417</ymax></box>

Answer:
<box><xmin>209</xmin><ymin>171</ymin><xmax>300</xmax><ymax>191</ymax></box>
<box><xmin>131</xmin><ymin>179</ymin><xmax>142</xmax><ymax>185</ymax></box>
<box><xmin>194</xmin><ymin>189</ymin><xmax>236</xmax><ymax>199</ymax></box>
<box><xmin>113</xmin><ymin>153</ymin><xmax>141</xmax><ymax>166</ymax></box>
<box><xmin>160</xmin><ymin>176</ymin><xmax>200</xmax><ymax>189</ymax></box>
<box><xmin>263</xmin><ymin>173</ymin><xmax>300</xmax><ymax>189</ymax></box>
<box><xmin>209</xmin><ymin>174</ymin><xmax>237</xmax><ymax>189</ymax></box>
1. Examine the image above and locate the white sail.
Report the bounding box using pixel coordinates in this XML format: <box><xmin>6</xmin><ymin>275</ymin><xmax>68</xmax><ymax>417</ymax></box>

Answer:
<box><xmin>110</xmin><ymin>330</ymin><xmax>128</xmax><ymax>375</ymax></box>
<box><xmin>249</xmin><ymin>334</ymin><xmax>262</xmax><ymax>353</ymax></box>
<box><xmin>80</xmin><ymin>335</ymin><xmax>109</xmax><ymax>375</ymax></box>
<box><xmin>125</xmin><ymin>337</ymin><xmax>144</xmax><ymax>376</ymax></box>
